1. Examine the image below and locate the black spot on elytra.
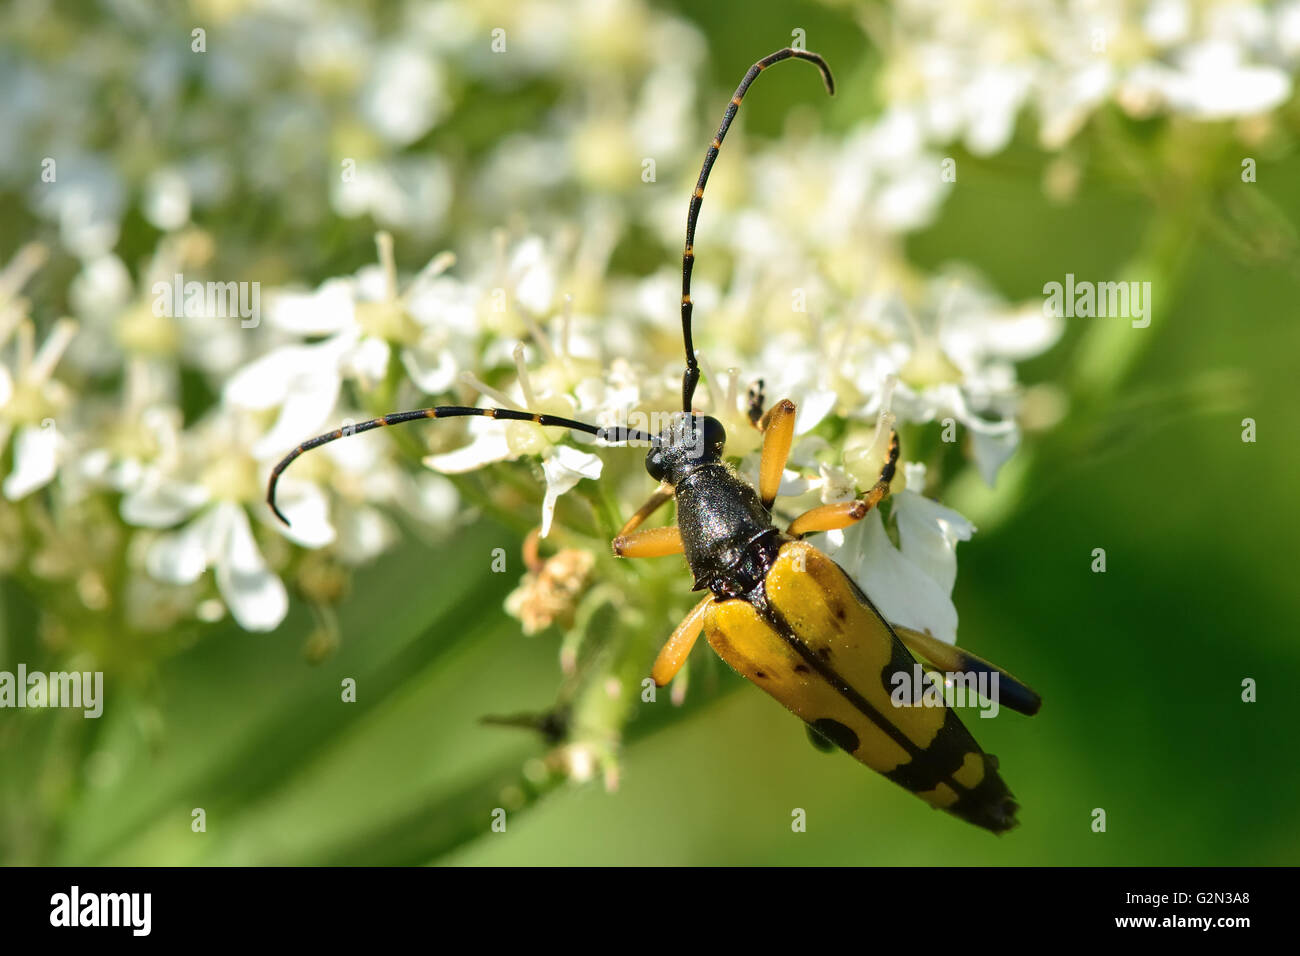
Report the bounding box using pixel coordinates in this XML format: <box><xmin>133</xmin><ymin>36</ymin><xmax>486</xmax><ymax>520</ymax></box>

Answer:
<box><xmin>754</xmin><ymin>669</ymin><xmax>768</xmax><ymax>679</ymax></box>
<box><xmin>811</xmin><ymin>718</ymin><xmax>859</xmax><ymax>754</ymax></box>
<box><xmin>793</xmin><ymin>663</ymin><xmax>810</xmax><ymax>674</ymax></box>
<box><xmin>816</xmin><ymin>646</ymin><xmax>833</xmax><ymax>662</ymax></box>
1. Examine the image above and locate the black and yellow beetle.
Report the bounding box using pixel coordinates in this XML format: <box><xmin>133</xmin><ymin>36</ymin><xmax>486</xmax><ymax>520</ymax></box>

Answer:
<box><xmin>267</xmin><ymin>47</ymin><xmax>1040</xmax><ymax>834</ymax></box>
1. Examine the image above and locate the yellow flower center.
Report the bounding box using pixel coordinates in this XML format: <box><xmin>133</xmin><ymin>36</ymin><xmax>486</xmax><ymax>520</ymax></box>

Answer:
<box><xmin>201</xmin><ymin>454</ymin><xmax>260</xmax><ymax>503</ymax></box>
<box><xmin>355</xmin><ymin>300</ymin><xmax>419</xmax><ymax>344</ymax></box>
<box><xmin>117</xmin><ymin>302</ymin><xmax>181</xmax><ymax>356</ymax></box>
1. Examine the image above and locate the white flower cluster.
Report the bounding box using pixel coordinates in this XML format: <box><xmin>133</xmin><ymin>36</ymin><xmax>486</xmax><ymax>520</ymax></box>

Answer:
<box><xmin>3</xmin><ymin>0</ymin><xmax>1293</xmax><ymax>650</ymax></box>
<box><xmin>870</xmin><ymin>0</ymin><xmax>1300</xmax><ymax>154</ymax></box>
<box><xmin>0</xmin><ymin>0</ymin><xmax>705</xmax><ymax>635</ymax></box>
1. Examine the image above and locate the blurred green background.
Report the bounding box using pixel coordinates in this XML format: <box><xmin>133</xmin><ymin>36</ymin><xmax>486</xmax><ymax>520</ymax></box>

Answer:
<box><xmin>3</xmin><ymin>0</ymin><xmax>1298</xmax><ymax>865</ymax></box>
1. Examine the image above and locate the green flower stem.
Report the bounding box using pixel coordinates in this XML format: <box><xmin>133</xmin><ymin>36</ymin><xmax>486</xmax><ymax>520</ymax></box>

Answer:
<box><xmin>298</xmin><ymin>760</ymin><xmax>565</xmax><ymax>866</ymax></box>
<box><xmin>293</xmin><ymin>624</ymin><xmax>741</xmax><ymax>866</ymax></box>
<box><xmin>69</xmin><ymin>532</ymin><xmax>510</xmax><ymax>865</ymax></box>
<box><xmin>1068</xmin><ymin>208</ymin><xmax>1200</xmax><ymax>404</ymax></box>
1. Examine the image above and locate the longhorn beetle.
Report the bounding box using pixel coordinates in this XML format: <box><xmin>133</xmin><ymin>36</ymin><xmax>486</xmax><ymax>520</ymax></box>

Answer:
<box><xmin>267</xmin><ymin>47</ymin><xmax>1041</xmax><ymax>834</ymax></box>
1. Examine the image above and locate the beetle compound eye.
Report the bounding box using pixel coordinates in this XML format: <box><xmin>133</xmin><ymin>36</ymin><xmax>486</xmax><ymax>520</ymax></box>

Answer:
<box><xmin>683</xmin><ymin>415</ymin><xmax>725</xmax><ymax>462</ymax></box>
<box><xmin>645</xmin><ymin>448</ymin><xmax>669</xmax><ymax>483</ymax></box>
<box><xmin>703</xmin><ymin>416</ymin><xmax>726</xmax><ymax>458</ymax></box>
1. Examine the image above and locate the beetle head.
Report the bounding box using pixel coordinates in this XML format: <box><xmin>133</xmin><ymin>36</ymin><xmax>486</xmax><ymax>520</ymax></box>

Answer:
<box><xmin>645</xmin><ymin>413</ymin><xmax>726</xmax><ymax>485</ymax></box>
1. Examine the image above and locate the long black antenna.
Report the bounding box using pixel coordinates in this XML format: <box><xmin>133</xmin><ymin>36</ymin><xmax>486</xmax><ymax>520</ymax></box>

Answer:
<box><xmin>266</xmin><ymin>406</ymin><xmax>655</xmax><ymax>525</ymax></box>
<box><xmin>679</xmin><ymin>47</ymin><xmax>834</xmax><ymax>413</ymax></box>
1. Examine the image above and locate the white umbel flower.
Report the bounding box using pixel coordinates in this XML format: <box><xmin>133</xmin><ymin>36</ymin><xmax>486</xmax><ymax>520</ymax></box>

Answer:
<box><xmin>812</xmin><ymin>463</ymin><xmax>974</xmax><ymax>644</ymax></box>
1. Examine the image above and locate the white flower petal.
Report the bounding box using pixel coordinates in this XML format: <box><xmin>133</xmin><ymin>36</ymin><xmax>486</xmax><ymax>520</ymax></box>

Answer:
<box><xmin>941</xmin><ymin>304</ymin><xmax>1064</xmax><ymax>364</ymax></box>
<box><xmin>406</xmin><ymin>276</ymin><xmax>479</xmax><ymax>335</ymax></box>
<box><xmin>3</xmin><ymin>423</ymin><xmax>58</xmax><ymax>500</ymax></box>
<box><xmin>1171</xmin><ymin>44</ymin><xmax>1291</xmax><ymax>118</ymax></box>
<box><xmin>940</xmin><ymin>385</ymin><xmax>1020</xmax><ymax>486</ymax></box>
<box><xmin>69</xmin><ymin>254</ymin><xmax>132</xmax><ymax>319</ymax></box>
<box><xmin>120</xmin><ymin>474</ymin><xmax>211</xmax><ymax>527</ymax></box>
<box><xmin>267</xmin><ymin>279</ymin><xmax>356</xmax><ymax>335</ymax></box>
<box><xmin>814</xmin><ymin>511</ymin><xmax>961</xmax><ymax>645</ymax></box>
<box><xmin>551</xmin><ymin>444</ymin><xmax>603</xmax><ymax>481</ymax></box>
<box><xmin>77</xmin><ymin>448</ymin><xmax>112</xmax><ymax>484</ymax></box>
<box><xmin>146</xmin><ymin>519</ymin><xmax>209</xmax><ymax>585</ymax></box>
<box><xmin>215</xmin><ymin>505</ymin><xmax>288</xmax><ymax>632</ymax></box>
<box><xmin>1144</xmin><ymin>0</ymin><xmax>1189</xmax><ymax>45</ymax></box>
<box><xmin>423</xmin><ymin>428</ymin><xmax>512</xmax><ymax>473</ymax></box>
<box><xmin>222</xmin><ymin>350</ymin><xmax>293</xmax><ymax>411</ymax></box>
<box><xmin>792</xmin><ymin>387</ymin><xmax>837</xmax><ymax>435</ymax></box>
<box><xmin>893</xmin><ymin>488</ymin><xmax>975</xmax><ymax>596</ymax></box>
<box><xmin>963</xmin><ymin>417</ymin><xmax>1020</xmax><ymax>487</ymax></box>
<box><xmin>361</xmin><ymin>44</ymin><xmax>447</xmax><ymax>146</ymax></box>
<box><xmin>400</xmin><ymin>345</ymin><xmax>458</xmax><ymax>394</ymax></box>
<box><xmin>539</xmin><ymin>445</ymin><xmax>602</xmax><ymax>537</ymax></box>
<box><xmin>341</xmin><ymin>335</ymin><xmax>391</xmax><ymax>384</ymax></box>
<box><xmin>403</xmin><ymin>471</ymin><xmax>461</xmax><ymax>527</ymax></box>
<box><xmin>336</xmin><ymin>505</ymin><xmax>398</xmax><ymax>563</ymax></box>
<box><xmin>250</xmin><ymin>372</ymin><xmax>343</xmax><ymax>461</ymax></box>
<box><xmin>816</xmin><ymin>462</ymin><xmax>857</xmax><ymax>504</ymax></box>
<box><xmin>510</xmin><ymin>237</ymin><xmax>556</xmax><ymax>314</ymax></box>
<box><xmin>225</xmin><ymin>333</ymin><xmax>352</xmax><ymax>413</ymax></box>
<box><xmin>142</xmin><ymin>167</ymin><xmax>191</xmax><ymax>231</ymax></box>
<box><xmin>270</xmin><ymin>479</ymin><xmax>336</xmax><ymax>548</ymax></box>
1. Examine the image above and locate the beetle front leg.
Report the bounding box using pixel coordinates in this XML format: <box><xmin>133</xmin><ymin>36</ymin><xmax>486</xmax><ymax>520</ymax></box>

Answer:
<box><xmin>611</xmin><ymin>525</ymin><xmax>684</xmax><ymax>558</ymax></box>
<box><xmin>617</xmin><ymin>483</ymin><xmax>674</xmax><ymax>536</ymax></box>
<box><xmin>757</xmin><ymin>398</ymin><xmax>797</xmax><ymax>509</ymax></box>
